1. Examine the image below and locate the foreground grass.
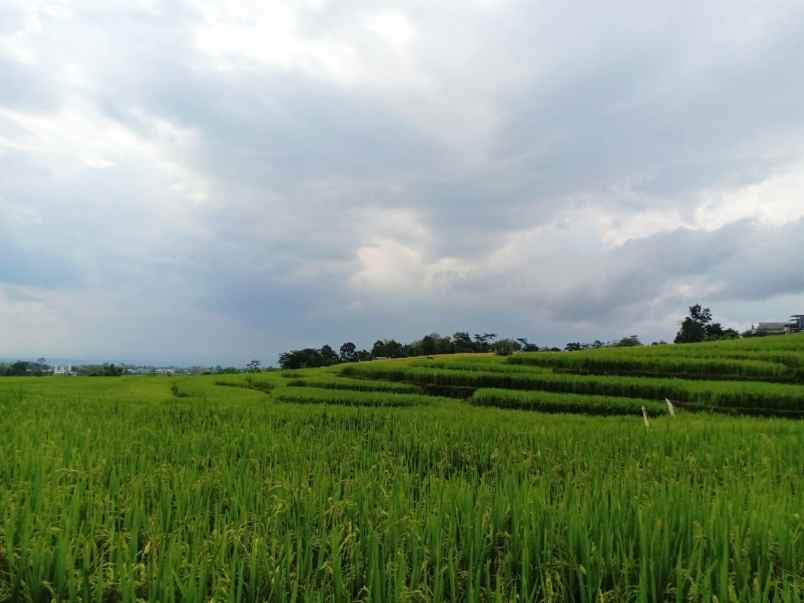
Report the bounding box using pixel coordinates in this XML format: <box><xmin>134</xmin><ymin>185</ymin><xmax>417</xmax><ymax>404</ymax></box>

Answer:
<box><xmin>0</xmin><ymin>375</ymin><xmax>802</xmax><ymax>601</ymax></box>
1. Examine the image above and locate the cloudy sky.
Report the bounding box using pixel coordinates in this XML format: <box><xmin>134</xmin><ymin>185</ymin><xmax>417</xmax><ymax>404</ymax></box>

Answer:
<box><xmin>3</xmin><ymin>0</ymin><xmax>804</xmax><ymax>365</ymax></box>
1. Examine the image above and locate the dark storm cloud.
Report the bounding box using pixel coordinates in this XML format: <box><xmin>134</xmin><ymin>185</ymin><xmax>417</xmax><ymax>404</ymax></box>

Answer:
<box><xmin>713</xmin><ymin>220</ymin><xmax>804</xmax><ymax>301</ymax></box>
<box><xmin>3</xmin><ymin>0</ymin><xmax>804</xmax><ymax>362</ymax></box>
<box><xmin>496</xmin><ymin>6</ymin><xmax>804</xmax><ymax>206</ymax></box>
<box><xmin>542</xmin><ymin>219</ymin><xmax>804</xmax><ymax>325</ymax></box>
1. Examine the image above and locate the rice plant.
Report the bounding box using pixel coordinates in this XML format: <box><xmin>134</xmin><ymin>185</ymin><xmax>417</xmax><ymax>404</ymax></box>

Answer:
<box><xmin>470</xmin><ymin>388</ymin><xmax>667</xmax><ymax>416</ymax></box>
<box><xmin>342</xmin><ymin>363</ymin><xmax>804</xmax><ymax>414</ymax></box>
<box><xmin>508</xmin><ymin>352</ymin><xmax>793</xmax><ymax>381</ymax></box>
<box><xmin>3</xmin><ymin>335</ymin><xmax>804</xmax><ymax>600</ymax></box>
<box><xmin>274</xmin><ymin>386</ymin><xmax>445</xmax><ymax>407</ymax></box>
<box><xmin>284</xmin><ymin>376</ymin><xmax>419</xmax><ymax>393</ymax></box>
<box><xmin>0</xmin><ymin>380</ymin><xmax>802</xmax><ymax>601</ymax></box>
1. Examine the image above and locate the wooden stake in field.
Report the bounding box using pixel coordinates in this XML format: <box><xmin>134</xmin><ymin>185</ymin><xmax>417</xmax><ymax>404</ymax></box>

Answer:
<box><xmin>641</xmin><ymin>406</ymin><xmax>650</xmax><ymax>429</ymax></box>
<box><xmin>665</xmin><ymin>398</ymin><xmax>676</xmax><ymax>417</ymax></box>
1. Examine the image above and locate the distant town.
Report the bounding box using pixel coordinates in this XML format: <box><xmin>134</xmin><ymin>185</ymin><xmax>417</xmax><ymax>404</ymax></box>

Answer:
<box><xmin>0</xmin><ymin>361</ymin><xmax>267</xmax><ymax>378</ymax></box>
<box><xmin>52</xmin><ymin>365</ymin><xmax>247</xmax><ymax>377</ymax></box>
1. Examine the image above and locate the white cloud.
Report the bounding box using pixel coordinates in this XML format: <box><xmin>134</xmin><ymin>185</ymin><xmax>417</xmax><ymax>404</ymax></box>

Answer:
<box><xmin>193</xmin><ymin>2</ymin><xmax>365</xmax><ymax>84</ymax></box>
<box><xmin>694</xmin><ymin>164</ymin><xmax>804</xmax><ymax>229</ymax></box>
<box><xmin>365</xmin><ymin>13</ymin><xmax>414</xmax><ymax>52</ymax></box>
<box><xmin>81</xmin><ymin>157</ymin><xmax>115</xmax><ymax>169</ymax></box>
<box><xmin>3</xmin><ymin>0</ymin><xmax>804</xmax><ymax>361</ymax></box>
<box><xmin>0</xmin><ymin>104</ymin><xmax>209</xmax><ymax>209</ymax></box>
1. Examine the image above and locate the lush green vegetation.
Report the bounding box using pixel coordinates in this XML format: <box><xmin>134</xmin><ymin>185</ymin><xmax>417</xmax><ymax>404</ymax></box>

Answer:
<box><xmin>470</xmin><ymin>388</ymin><xmax>667</xmax><ymax>416</ymax></box>
<box><xmin>343</xmin><ymin>361</ymin><xmax>804</xmax><ymax>414</ymax></box>
<box><xmin>508</xmin><ymin>352</ymin><xmax>795</xmax><ymax>381</ymax></box>
<box><xmin>275</xmin><ymin>305</ymin><xmax>758</xmax><ymax>371</ymax></box>
<box><xmin>274</xmin><ymin>386</ymin><xmax>444</xmax><ymax>407</ymax></box>
<box><xmin>280</xmin><ymin>332</ymin><xmax>544</xmax><ymax>369</ymax></box>
<box><xmin>285</xmin><ymin>376</ymin><xmax>419</xmax><ymax>393</ymax></box>
<box><xmin>2</xmin><ymin>334</ymin><xmax>804</xmax><ymax>600</ymax></box>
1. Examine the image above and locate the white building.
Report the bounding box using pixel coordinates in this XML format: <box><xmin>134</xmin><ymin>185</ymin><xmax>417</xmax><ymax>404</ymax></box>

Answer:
<box><xmin>751</xmin><ymin>320</ymin><xmax>801</xmax><ymax>336</ymax></box>
<box><xmin>53</xmin><ymin>365</ymin><xmax>75</xmax><ymax>376</ymax></box>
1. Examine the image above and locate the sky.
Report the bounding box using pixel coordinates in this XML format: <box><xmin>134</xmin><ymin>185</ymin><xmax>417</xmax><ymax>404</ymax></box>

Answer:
<box><xmin>2</xmin><ymin>0</ymin><xmax>804</xmax><ymax>365</ymax></box>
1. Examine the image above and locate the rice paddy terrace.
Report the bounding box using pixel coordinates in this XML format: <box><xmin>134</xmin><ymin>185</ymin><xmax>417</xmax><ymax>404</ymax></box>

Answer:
<box><xmin>341</xmin><ymin>334</ymin><xmax>804</xmax><ymax>417</ymax></box>
<box><xmin>1</xmin><ymin>335</ymin><xmax>804</xmax><ymax>601</ymax></box>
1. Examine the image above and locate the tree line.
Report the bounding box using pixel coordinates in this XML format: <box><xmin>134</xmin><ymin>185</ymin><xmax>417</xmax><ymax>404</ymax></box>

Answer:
<box><xmin>277</xmin><ymin>332</ymin><xmax>654</xmax><ymax>369</ymax></box>
<box><xmin>278</xmin><ymin>305</ymin><xmax>761</xmax><ymax>369</ymax></box>
<box><xmin>279</xmin><ymin>332</ymin><xmax>530</xmax><ymax>369</ymax></box>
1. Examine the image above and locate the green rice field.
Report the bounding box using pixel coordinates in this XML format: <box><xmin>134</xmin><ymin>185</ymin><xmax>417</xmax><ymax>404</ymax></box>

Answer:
<box><xmin>1</xmin><ymin>334</ymin><xmax>804</xmax><ymax>601</ymax></box>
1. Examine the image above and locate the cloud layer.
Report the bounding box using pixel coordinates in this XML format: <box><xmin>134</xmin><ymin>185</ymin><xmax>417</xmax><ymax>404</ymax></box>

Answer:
<box><xmin>3</xmin><ymin>0</ymin><xmax>804</xmax><ymax>364</ymax></box>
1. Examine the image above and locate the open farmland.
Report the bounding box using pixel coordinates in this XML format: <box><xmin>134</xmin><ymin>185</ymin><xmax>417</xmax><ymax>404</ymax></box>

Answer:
<box><xmin>1</xmin><ymin>335</ymin><xmax>804</xmax><ymax>601</ymax></box>
<box><xmin>344</xmin><ymin>335</ymin><xmax>804</xmax><ymax>416</ymax></box>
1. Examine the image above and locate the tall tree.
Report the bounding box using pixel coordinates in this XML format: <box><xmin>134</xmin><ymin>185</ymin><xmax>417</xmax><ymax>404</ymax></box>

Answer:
<box><xmin>339</xmin><ymin>342</ymin><xmax>357</xmax><ymax>362</ymax></box>
<box><xmin>384</xmin><ymin>339</ymin><xmax>405</xmax><ymax>358</ymax></box>
<box><xmin>493</xmin><ymin>338</ymin><xmax>522</xmax><ymax>356</ymax></box>
<box><xmin>371</xmin><ymin>340</ymin><xmax>386</xmax><ymax>358</ymax></box>
<box><xmin>613</xmin><ymin>335</ymin><xmax>642</xmax><ymax>347</ymax></box>
<box><xmin>675</xmin><ymin>305</ymin><xmax>712</xmax><ymax>343</ymax></box>
<box><xmin>9</xmin><ymin>361</ymin><xmax>29</xmax><ymax>376</ymax></box>
<box><xmin>473</xmin><ymin>333</ymin><xmax>497</xmax><ymax>352</ymax></box>
<box><xmin>319</xmin><ymin>345</ymin><xmax>340</xmax><ymax>366</ymax></box>
<box><xmin>280</xmin><ymin>349</ymin><xmax>325</xmax><ymax>369</ymax></box>
<box><xmin>689</xmin><ymin>304</ymin><xmax>712</xmax><ymax>325</ymax></box>
<box><xmin>453</xmin><ymin>332</ymin><xmax>474</xmax><ymax>352</ymax></box>
<box><xmin>420</xmin><ymin>335</ymin><xmax>437</xmax><ymax>356</ymax></box>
